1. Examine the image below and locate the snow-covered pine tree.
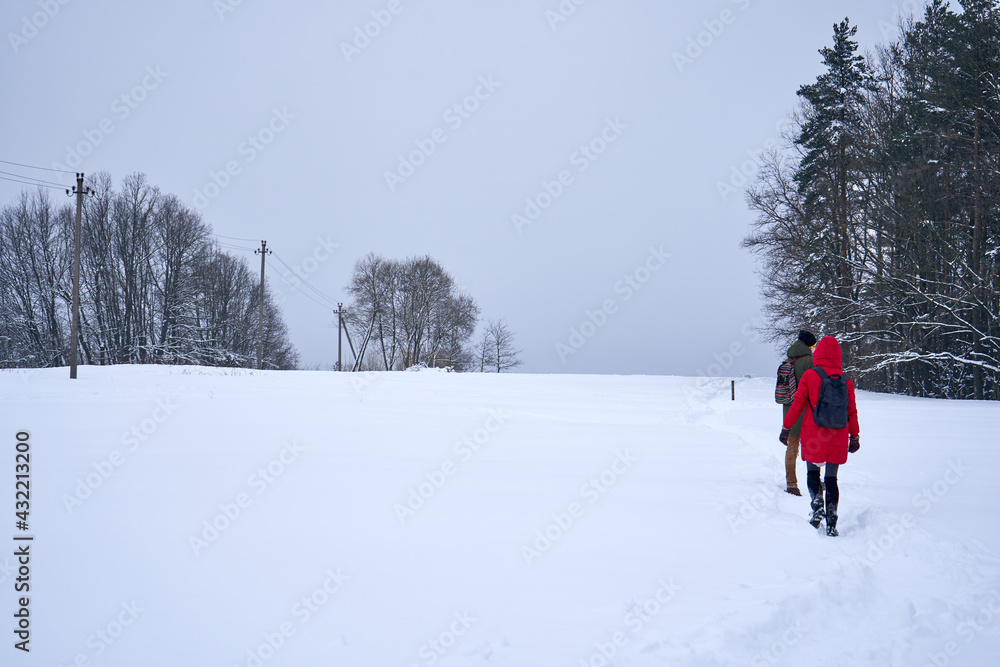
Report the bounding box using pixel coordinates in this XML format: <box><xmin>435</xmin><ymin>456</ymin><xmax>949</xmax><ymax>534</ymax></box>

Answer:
<box><xmin>744</xmin><ymin>6</ymin><xmax>1000</xmax><ymax>400</ymax></box>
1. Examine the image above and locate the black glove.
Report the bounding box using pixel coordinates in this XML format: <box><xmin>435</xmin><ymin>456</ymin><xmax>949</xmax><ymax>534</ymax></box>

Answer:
<box><xmin>849</xmin><ymin>437</ymin><xmax>860</xmax><ymax>453</ymax></box>
<box><xmin>779</xmin><ymin>428</ymin><xmax>790</xmax><ymax>445</ymax></box>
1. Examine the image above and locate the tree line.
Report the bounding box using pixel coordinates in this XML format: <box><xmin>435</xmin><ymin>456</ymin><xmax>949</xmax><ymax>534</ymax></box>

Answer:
<box><xmin>344</xmin><ymin>253</ymin><xmax>521</xmax><ymax>372</ymax></box>
<box><xmin>0</xmin><ymin>172</ymin><xmax>298</xmax><ymax>370</ymax></box>
<box><xmin>744</xmin><ymin>0</ymin><xmax>999</xmax><ymax>400</ymax></box>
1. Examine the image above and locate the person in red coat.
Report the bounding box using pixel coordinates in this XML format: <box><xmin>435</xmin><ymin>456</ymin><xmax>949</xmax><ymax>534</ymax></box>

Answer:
<box><xmin>779</xmin><ymin>336</ymin><xmax>860</xmax><ymax>536</ymax></box>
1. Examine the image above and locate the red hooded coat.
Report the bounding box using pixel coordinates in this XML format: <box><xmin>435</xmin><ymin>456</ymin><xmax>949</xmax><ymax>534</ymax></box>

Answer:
<box><xmin>782</xmin><ymin>336</ymin><xmax>860</xmax><ymax>465</ymax></box>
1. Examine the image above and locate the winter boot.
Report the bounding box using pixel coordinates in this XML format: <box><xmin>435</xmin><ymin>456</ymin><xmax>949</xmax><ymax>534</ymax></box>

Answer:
<box><xmin>825</xmin><ymin>476</ymin><xmax>840</xmax><ymax>537</ymax></box>
<box><xmin>806</xmin><ymin>469</ymin><xmax>824</xmax><ymax>528</ymax></box>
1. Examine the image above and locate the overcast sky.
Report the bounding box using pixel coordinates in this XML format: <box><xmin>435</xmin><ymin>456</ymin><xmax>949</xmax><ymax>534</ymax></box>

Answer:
<box><xmin>1</xmin><ymin>0</ymin><xmax>921</xmax><ymax>375</ymax></box>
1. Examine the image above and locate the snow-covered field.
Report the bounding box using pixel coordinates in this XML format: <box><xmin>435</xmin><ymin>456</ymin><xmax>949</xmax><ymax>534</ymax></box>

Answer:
<box><xmin>2</xmin><ymin>366</ymin><xmax>999</xmax><ymax>666</ymax></box>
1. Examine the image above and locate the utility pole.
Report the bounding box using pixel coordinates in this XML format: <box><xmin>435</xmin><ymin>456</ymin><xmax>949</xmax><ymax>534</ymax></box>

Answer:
<box><xmin>67</xmin><ymin>173</ymin><xmax>92</xmax><ymax>379</ymax></box>
<box><xmin>336</xmin><ymin>303</ymin><xmax>344</xmax><ymax>371</ymax></box>
<box><xmin>254</xmin><ymin>240</ymin><xmax>271</xmax><ymax>370</ymax></box>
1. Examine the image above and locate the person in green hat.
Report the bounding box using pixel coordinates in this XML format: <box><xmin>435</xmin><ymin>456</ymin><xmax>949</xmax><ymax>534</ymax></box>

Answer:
<box><xmin>782</xmin><ymin>330</ymin><xmax>816</xmax><ymax>495</ymax></box>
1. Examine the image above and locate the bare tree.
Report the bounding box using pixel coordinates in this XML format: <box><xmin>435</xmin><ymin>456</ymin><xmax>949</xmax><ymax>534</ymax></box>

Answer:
<box><xmin>344</xmin><ymin>254</ymin><xmax>480</xmax><ymax>371</ymax></box>
<box><xmin>0</xmin><ymin>173</ymin><xmax>298</xmax><ymax>370</ymax></box>
<box><xmin>0</xmin><ymin>189</ymin><xmax>72</xmax><ymax>367</ymax></box>
<box><xmin>481</xmin><ymin>318</ymin><xmax>522</xmax><ymax>373</ymax></box>
<box><xmin>475</xmin><ymin>327</ymin><xmax>494</xmax><ymax>372</ymax></box>
<box><xmin>346</xmin><ymin>253</ymin><xmax>400</xmax><ymax>370</ymax></box>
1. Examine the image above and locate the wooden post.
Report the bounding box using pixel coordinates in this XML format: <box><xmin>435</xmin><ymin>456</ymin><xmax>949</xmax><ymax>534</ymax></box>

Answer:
<box><xmin>731</xmin><ymin>379</ymin><xmax>735</xmax><ymax>401</ymax></box>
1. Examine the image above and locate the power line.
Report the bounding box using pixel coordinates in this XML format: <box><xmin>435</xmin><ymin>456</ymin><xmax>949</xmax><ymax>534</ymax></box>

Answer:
<box><xmin>217</xmin><ymin>242</ymin><xmax>256</xmax><ymax>252</ymax></box>
<box><xmin>212</xmin><ymin>233</ymin><xmax>263</xmax><ymax>243</ymax></box>
<box><xmin>267</xmin><ymin>262</ymin><xmax>338</xmax><ymax>311</ymax></box>
<box><xmin>272</xmin><ymin>252</ymin><xmax>340</xmax><ymax>306</ymax></box>
<box><xmin>0</xmin><ymin>174</ymin><xmax>67</xmax><ymax>191</ymax></box>
<box><xmin>0</xmin><ymin>170</ymin><xmax>67</xmax><ymax>188</ymax></box>
<box><xmin>0</xmin><ymin>158</ymin><xmax>75</xmax><ymax>174</ymax></box>
<box><xmin>266</xmin><ymin>262</ymin><xmax>339</xmax><ymax>311</ymax></box>
<box><xmin>212</xmin><ymin>243</ymin><xmax>337</xmax><ymax>310</ymax></box>
<box><xmin>275</xmin><ymin>263</ymin><xmax>339</xmax><ymax>308</ymax></box>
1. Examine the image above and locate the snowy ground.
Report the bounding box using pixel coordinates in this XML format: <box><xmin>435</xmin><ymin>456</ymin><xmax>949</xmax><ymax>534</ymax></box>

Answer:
<box><xmin>2</xmin><ymin>366</ymin><xmax>999</xmax><ymax>666</ymax></box>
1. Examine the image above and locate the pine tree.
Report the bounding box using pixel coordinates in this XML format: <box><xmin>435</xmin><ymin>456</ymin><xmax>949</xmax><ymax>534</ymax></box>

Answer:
<box><xmin>794</xmin><ymin>19</ymin><xmax>872</xmax><ymax>314</ymax></box>
<box><xmin>952</xmin><ymin>0</ymin><xmax>1000</xmax><ymax>398</ymax></box>
<box><xmin>744</xmin><ymin>5</ymin><xmax>1000</xmax><ymax>400</ymax></box>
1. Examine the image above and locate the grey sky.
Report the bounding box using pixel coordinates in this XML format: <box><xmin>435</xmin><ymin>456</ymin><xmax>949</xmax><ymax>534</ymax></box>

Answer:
<box><xmin>1</xmin><ymin>0</ymin><xmax>918</xmax><ymax>375</ymax></box>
